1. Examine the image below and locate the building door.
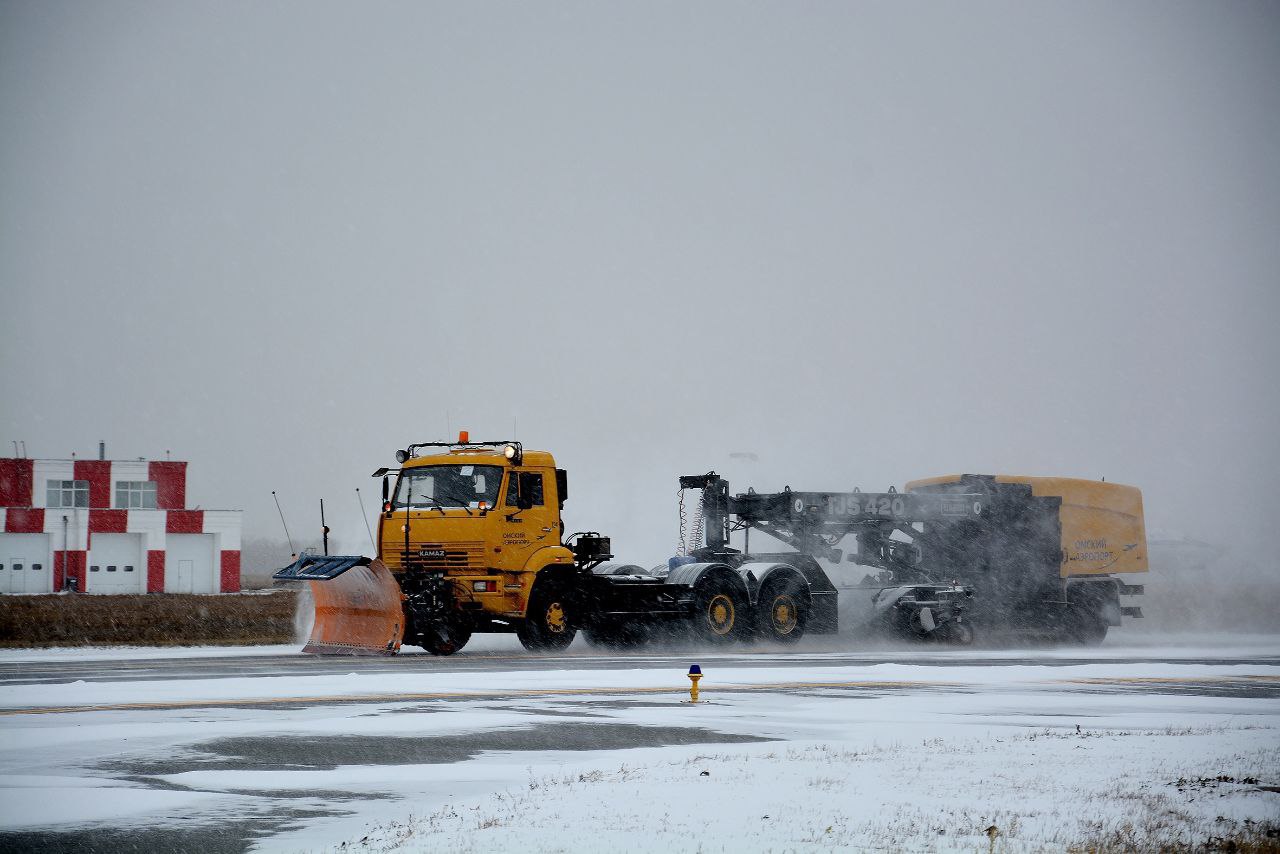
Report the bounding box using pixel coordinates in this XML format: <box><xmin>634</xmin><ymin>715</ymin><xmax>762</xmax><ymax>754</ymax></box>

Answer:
<box><xmin>177</xmin><ymin>560</ymin><xmax>194</xmax><ymax>593</ymax></box>
<box><xmin>0</xmin><ymin>534</ymin><xmax>52</xmax><ymax>594</ymax></box>
<box><xmin>87</xmin><ymin>533</ymin><xmax>145</xmax><ymax>594</ymax></box>
<box><xmin>166</xmin><ymin>534</ymin><xmax>216</xmax><ymax>593</ymax></box>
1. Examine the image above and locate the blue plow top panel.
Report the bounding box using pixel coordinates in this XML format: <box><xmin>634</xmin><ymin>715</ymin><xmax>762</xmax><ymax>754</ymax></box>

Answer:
<box><xmin>273</xmin><ymin>555</ymin><xmax>372</xmax><ymax>581</ymax></box>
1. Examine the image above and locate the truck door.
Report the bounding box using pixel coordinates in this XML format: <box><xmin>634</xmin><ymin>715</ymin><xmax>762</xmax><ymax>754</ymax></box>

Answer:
<box><xmin>500</xmin><ymin>470</ymin><xmax>557</xmax><ymax>569</ymax></box>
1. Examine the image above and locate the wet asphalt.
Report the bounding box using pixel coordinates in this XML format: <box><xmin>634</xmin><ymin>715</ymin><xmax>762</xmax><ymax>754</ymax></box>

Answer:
<box><xmin>4</xmin><ymin>642</ymin><xmax>1277</xmax><ymax>688</ymax></box>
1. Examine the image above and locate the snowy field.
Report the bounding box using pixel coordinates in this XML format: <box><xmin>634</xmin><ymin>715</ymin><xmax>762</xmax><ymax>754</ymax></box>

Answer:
<box><xmin>0</xmin><ymin>638</ymin><xmax>1277</xmax><ymax>853</ymax></box>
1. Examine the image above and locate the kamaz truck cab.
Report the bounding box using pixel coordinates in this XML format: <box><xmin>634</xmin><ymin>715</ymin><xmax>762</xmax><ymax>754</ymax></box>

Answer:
<box><xmin>373</xmin><ymin>438</ymin><xmax>595</xmax><ymax>653</ymax></box>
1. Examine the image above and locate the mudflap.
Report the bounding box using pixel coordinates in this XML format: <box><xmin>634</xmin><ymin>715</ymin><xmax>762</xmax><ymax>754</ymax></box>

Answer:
<box><xmin>303</xmin><ymin>559</ymin><xmax>405</xmax><ymax>655</ymax></box>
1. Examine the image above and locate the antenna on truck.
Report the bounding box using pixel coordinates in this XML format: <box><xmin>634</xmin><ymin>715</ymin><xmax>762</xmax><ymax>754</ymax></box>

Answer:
<box><xmin>320</xmin><ymin>499</ymin><xmax>330</xmax><ymax>556</ymax></box>
<box><xmin>272</xmin><ymin>491</ymin><xmax>295</xmax><ymax>555</ymax></box>
<box><xmin>356</xmin><ymin>488</ymin><xmax>375</xmax><ymax>548</ymax></box>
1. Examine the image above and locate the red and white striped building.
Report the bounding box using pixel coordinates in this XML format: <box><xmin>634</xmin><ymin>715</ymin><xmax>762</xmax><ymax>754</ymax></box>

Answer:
<box><xmin>0</xmin><ymin>454</ymin><xmax>241</xmax><ymax>595</ymax></box>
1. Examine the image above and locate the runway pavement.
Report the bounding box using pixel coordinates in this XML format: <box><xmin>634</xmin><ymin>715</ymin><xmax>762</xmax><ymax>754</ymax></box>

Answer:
<box><xmin>4</xmin><ymin>633</ymin><xmax>1279</xmax><ymax>688</ymax></box>
<box><xmin>1</xmin><ymin>636</ymin><xmax>1276</xmax><ymax>853</ymax></box>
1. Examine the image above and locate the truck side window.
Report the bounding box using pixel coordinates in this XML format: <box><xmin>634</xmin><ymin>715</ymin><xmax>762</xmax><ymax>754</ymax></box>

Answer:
<box><xmin>505</xmin><ymin>472</ymin><xmax>544</xmax><ymax>508</ymax></box>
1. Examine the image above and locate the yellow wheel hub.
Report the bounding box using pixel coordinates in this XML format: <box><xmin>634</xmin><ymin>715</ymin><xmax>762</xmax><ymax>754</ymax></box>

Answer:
<box><xmin>771</xmin><ymin>595</ymin><xmax>798</xmax><ymax>634</ymax></box>
<box><xmin>707</xmin><ymin>593</ymin><xmax>735</xmax><ymax>635</ymax></box>
<box><xmin>545</xmin><ymin>602</ymin><xmax>567</xmax><ymax>633</ymax></box>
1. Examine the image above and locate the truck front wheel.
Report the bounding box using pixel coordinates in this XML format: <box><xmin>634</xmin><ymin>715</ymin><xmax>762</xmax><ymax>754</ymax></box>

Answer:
<box><xmin>418</xmin><ymin>622</ymin><xmax>472</xmax><ymax>656</ymax></box>
<box><xmin>517</xmin><ymin>579</ymin><xmax>577</xmax><ymax>652</ymax></box>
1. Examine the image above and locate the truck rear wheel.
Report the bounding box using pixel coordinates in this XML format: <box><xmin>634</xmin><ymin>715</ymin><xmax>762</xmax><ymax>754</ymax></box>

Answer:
<box><xmin>1064</xmin><ymin>606</ymin><xmax>1108</xmax><ymax>646</ymax></box>
<box><xmin>517</xmin><ymin>579</ymin><xmax>577</xmax><ymax>652</ymax></box>
<box><xmin>692</xmin><ymin>578</ymin><xmax>746</xmax><ymax>644</ymax></box>
<box><xmin>1059</xmin><ymin>585</ymin><xmax>1112</xmax><ymax>646</ymax></box>
<box><xmin>932</xmin><ymin>619</ymin><xmax>974</xmax><ymax>646</ymax></box>
<box><xmin>756</xmin><ymin>578</ymin><xmax>807</xmax><ymax>644</ymax></box>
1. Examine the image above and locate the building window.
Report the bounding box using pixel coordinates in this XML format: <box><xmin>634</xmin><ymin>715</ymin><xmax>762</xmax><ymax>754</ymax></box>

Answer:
<box><xmin>115</xmin><ymin>481</ymin><xmax>158</xmax><ymax>509</ymax></box>
<box><xmin>47</xmin><ymin>480</ymin><xmax>89</xmax><ymax>508</ymax></box>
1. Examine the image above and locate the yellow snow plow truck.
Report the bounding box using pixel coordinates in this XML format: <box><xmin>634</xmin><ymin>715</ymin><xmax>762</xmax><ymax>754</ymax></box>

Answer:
<box><xmin>274</xmin><ymin>436</ymin><xmax>1147</xmax><ymax>655</ymax></box>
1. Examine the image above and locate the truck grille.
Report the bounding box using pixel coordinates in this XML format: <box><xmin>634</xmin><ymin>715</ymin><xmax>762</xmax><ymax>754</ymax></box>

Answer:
<box><xmin>389</xmin><ymin>541</ymin><xmax>487</xmax><ymax>573</ymax></box>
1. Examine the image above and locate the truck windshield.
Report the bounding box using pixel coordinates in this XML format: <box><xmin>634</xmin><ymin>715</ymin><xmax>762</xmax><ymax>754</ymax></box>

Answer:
<box><xmin>393</xmin><ymin>465</ymin><xmax>503</xmax><ymax>510</ymax></box>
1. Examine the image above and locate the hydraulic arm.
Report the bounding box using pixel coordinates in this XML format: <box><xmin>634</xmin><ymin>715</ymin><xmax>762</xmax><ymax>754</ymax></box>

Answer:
<box><xmin>682</xmin><ymin>472</ymin><xmax>984</xmax><ymax>578</ymax></box>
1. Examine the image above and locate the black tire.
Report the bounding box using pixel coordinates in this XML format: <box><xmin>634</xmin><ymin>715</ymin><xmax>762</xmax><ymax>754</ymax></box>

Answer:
<box><xmin>691</xmin><ymin>577</ymin><xmax>747</xmax><ymax>644</ymax></box>
<box><xmin>517</xmin><ymin>579</ymin><xmax>577</xmax><ymax>651</ymax></box>
<box><xmin>418</xmin><ymin>622</ymin><xmax>472</xmax><ymax>656</ymax></box>
<box><xmin>1066</xmin><ymin>607</ymin><xmax>1108</xmax><ymax>646</ymax></box>
<box><xmin>1049</xmin><ymin>607</ymin><xmax>1107</xmax><ymax>646</ymax></box>
<box><xmin>888</xmin><ymin>604</ymin><xmax>923</xmax><ymax>641</ymax></box>
<box><xmin>756</xmin><ymin>578</ymin><xmax>808</xmax><ymax>644</ymax></box>
<box><xmin>932</xmin><ymin>619</ymin><xmax>974</xmax><ymax>646</ymax></box>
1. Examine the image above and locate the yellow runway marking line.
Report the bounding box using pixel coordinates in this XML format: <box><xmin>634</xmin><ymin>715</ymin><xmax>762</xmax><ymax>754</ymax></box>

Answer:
<box><xmin>0</xmin><ymin>680</ymin><xmax>958</xmax><ymax>717</ymax></box>
<box><xmin>1059</xmin><ymin>675</ymin><xmax>1280</xmax><ymax>685</ymax></box>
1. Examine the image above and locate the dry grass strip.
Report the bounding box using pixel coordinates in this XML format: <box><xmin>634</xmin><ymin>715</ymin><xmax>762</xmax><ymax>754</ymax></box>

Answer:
<box><xmin>0</xmin><ymin>591</ymin><xmax>299</xmax><ymax>647</ymax></box>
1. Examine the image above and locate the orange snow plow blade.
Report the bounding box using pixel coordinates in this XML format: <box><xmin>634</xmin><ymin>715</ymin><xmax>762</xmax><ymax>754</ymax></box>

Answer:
<box><xmin>273</xmin><ymin>556</ymin><xmax>404</xmax><ymax>655</ymax></box>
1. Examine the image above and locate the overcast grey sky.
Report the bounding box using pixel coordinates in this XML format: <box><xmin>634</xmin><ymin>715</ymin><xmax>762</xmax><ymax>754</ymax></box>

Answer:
<box><xmin>2</xmin><ymin>1</ymin><xmax>1277</xmax><ymax>566</ymax></box>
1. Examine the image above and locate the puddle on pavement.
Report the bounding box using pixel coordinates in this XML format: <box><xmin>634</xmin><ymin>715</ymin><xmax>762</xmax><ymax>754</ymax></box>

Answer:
<box><xmin>54</xmin><ymin>721</ymin><xmax>773</xmax><ymax>853</ymax></box>
<box><xmin>0</xmin><ymin>810</ymin><xmax>327</xmax><ymax>854</ymax></box>
<box><xmin>490</xmin><ymin>704</ymin><xmax>608</xmax><ymax>717</ymax></box>
<box><xmin>99</xmin><ymin>722</ymin><xmax>773</xmax><ymax>775</ymax></box>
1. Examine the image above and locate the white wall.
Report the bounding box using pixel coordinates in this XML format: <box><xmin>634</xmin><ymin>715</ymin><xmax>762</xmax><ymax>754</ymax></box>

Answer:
<box><xmin>203</xmin><ymin>511</ymin><xmax>241</xmax><ymax>550</ymax></box>
<box><xmin>41</xmin><ymin>508</ymin><xmax>87</xmax><ymax>552</ymax></box>
<box><xmin>126</xmin><ymin>509</ymin><xmax>166</xmax><ymax>550</ymax></box>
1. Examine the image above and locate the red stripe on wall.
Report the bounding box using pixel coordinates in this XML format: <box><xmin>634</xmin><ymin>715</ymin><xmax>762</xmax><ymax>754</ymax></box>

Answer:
<box><xmin>0</xmin><ymin>458</ymin><xmax>33</xmax><ymax>507</ymax></box>
<box><xmin>147</xmin><ymin>550</ymin><xmax>164</xmax><ymax>593</ymax></box>
<box><xmin>5</xmin><ymin>507</ymin><xmax>44</xmax><ymax>533</ymax></box>
<box><xmin>74</xmin><ymin>460</ymin><xmax>111</xmax><ymax>509</ymax></box>
<box><xmin>149</xmin><ymin>462</ymin><xmax>187</xmax><ymax>510</ymax></box>
<box><xmin>167</xmin><ymin>510</ymin><xmax>203</xmax><ymax>533</ymax></box>
<box><xmin>70</xmin><ymin>551</ymin><xmax>86</xmax><ymax>591</ymax></box>
<box><xmin>220</xmin><ymin>550</ymin><xmax>241</xmax><ymax>593</ymax></box>
<box><xmin>89</xmin><ymin>509</ymin><xmax>127</xmax><ymax>533</ymax></box>
<box><xmin>55</xmin><ymin>551</ymin><xmax>86</xmax><ymax>592</ymax></box>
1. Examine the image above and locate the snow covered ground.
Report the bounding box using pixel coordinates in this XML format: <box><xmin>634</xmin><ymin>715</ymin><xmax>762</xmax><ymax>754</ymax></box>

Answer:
<box><xmin>0</xmin><ymin>639</ymin><xmax>1277</xmax><ymax>853</ymax></box>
